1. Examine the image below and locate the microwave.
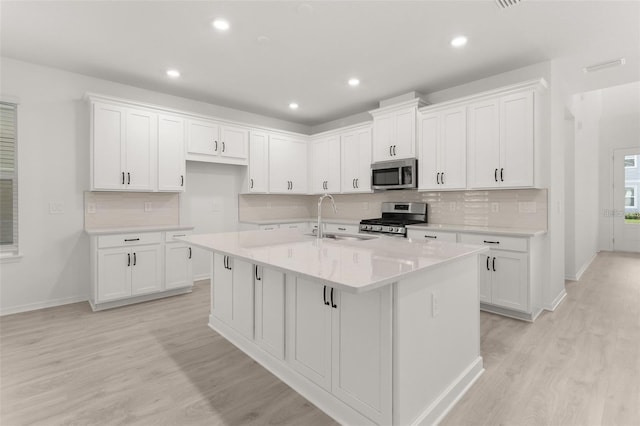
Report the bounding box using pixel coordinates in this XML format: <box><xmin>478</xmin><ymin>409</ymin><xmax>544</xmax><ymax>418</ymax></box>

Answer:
<box><xmin>371</xmin><ymin>158</ymin><xmax>417</xmax><ymax>190</ymax></box>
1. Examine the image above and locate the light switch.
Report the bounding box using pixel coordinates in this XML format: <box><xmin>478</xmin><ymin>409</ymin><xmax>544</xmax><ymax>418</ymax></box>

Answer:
<box><xmin>491</xmin><ymin>202</ymin><xmax>500</xmax><ymax>213</ymax></box>
<box><xmin>144</xmin><ymin>202</ymin><xmax>152</xmax><ymax>212</ymax></box>
<box><xmin>518</xmin><ymin>201</ymin><xmax>537</xmax><ymax>214</ymax></box>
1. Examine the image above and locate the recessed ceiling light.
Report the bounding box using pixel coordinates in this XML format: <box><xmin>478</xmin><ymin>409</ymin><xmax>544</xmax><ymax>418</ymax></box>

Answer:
<box><xmin>212</xmin><ymin>19</ymin><xmax>230</xmax><ymax>31</ymax></box>
<box><xmin>289</xmin><ymin>102</ymin><xmax>299</xmax><ymax>110</ymax></box>
<box><xmin>348</xmin><ymin>78</ymin><xmax>360</xmax><ymax>87</ymax></box>
<box><xmin>166</xmin><ymin>69</ymin><xmax>180</xmax><ymax>78</ymax></box>
<box><xmin>450</xmin><ymin>36</ymin><xmax>468</xmax><ymax>48</ymax></box>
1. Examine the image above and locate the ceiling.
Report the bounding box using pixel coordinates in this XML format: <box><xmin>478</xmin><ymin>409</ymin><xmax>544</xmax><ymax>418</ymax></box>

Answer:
<box><xmin>1</xmin><ymin>1</ymin><xmax>639</xmax><ymax>126</ymax></box>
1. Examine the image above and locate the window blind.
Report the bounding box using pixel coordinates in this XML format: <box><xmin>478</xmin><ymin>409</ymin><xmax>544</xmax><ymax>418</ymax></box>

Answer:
<box><xmin>0</xmin><ymin>102</ymin><xmax>18</xmax><ymax>252</ymax></box>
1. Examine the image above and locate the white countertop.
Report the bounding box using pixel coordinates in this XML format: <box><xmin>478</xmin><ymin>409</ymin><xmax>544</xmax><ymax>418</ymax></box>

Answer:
<box><xmin>406</xmin><ymin>223</ymin><xmax>546</xmax><ymax>237</ymax></box>
<box><xmin>85</xmin><ymin>225</ymin><xmax>194</xmax><ymax>235</ymax></box>
<box><xmin>240</xmin><ymin>218</ymin><xmax>362</xmax><ymax>226</ymax></box>
<box><xmin>178</xmin><ymin>229</ymin><xmax>488</xmax><ymax>293</ymax></box>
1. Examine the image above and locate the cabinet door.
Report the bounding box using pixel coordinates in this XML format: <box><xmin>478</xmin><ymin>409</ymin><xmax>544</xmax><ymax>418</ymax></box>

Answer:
<box><xmin>491</xmin><ymin>251</ymin><xmax>528</xmax><ymax>312</ymax></box>
<box><xmin>130</xmin><ymin>244</ymin><xmax>162</xmax><ymax>296</ymax></box>
<box><xmin>288</xmin><ymin>278</ymin><xmax>332</xmax><ymax>391</ymax></box>
<box><xmin>418</xmin><ymin>112</ymin><xmax>439</xmax><ymax>190</ymax></box>
<box><xmin>354</xmin><ymin>128</ymin><xmax>372</xmax><ymax>192</ymax></box>
<box><xmin>311</xmin><ymin>138</ymin><xmax>330</xmax><ymax>193</ymax></box>
<box><xmin>187</xmin><ymin>119</ymin><xmax>219</xmax><ymax>156</ymax></box>
<box><xmin>440</xmin><ymin>107</ymin><xmax>467</xmax><ymax>190</ymax></box>
<box><xmin>341</xmin><ymin>127</ymin><xmax>372</xmax><ymax>193</ymax></box>
<box><xmin>394</xmin><ymin>108</ymin><xmax>416</xmax><ymax>159</ymax></box>
<box><xmin>478</xmin><ymin>254</ymin><xmax>492</xmax><ymax>304</ymax></box>
<box><xmin>158</xmin><ymin>114</ymin><xmax>186</xmax><ymax>191</ymax></box>
<box><xmin>93</xmin><ymin>102</ymin><xmax>125</xmax><ymax>190</ymax></box>
<box><xmin>326</xmin><ymin>136</ymin><xmax>341</xmax><ymax>193</ymax></box>
<box><xmin>332</xmin><ymin>287</ymin><xmax>392</xmax><ymax>425</ymax></box>
<box><xmin>231</xmin><ymin>258</ymin><xmax>255</xmax><ymax>340</ymax></box>
<box><xmin>212</xmin><ymin>253</ymin><xmax>233</xmax><ymax>324</ymax></box>
<box><xmin>289</xmin><ymin>138</ymin><xmax>309</xmax><ymax>193</ymax></box>
<box><xmin>468</xmin><ymin>99</ymin><xmax>500</xmax><ymax>189</ymax></box>
<box><xmin>500</xmin><ymin>92</ymin><xmax>534</xmax><ymax>187</ymax></box>
<box><xmin>268</xmin><ymin>135</ymin><xmax>292</xmax><ymax>192</ymax></box>
<box><xmin>248</xmin><ymin>131</ymin><xmax>269</xmax><ymax>193</ymax></box>
<box><xmin>125</xmin><ymin>108</ymin><xmax>157</xmax><ymax>191</ymax></box>
<box><xmin>220</xmin><ymin>125</ymin><xmax>248</xmax><ymax>160</ymax></box>
<box><xmin>97</xmin><ymin>247</ymin><xmax>131</xmax><ymax>301</ymax></box>
<box><xmin>255</xmin><ymin>266</ymin><xmax>285</xmax><ymax>359</ymax></box>
<box><xmin>372</xmin><ymin>114</ymin><xmax>394</xmax><ymax>162</ymax></box>
<box><xmin>165</xmin><ymin>243</ymin><xmax>192</xmax><ymax>290</ymax></box>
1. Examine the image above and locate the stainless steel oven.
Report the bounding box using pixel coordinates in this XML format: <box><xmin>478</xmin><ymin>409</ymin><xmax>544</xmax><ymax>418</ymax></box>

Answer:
<box><xmin>371</xmin><ymin>158</ymin><xmax>417</xmax><ymax>190</ymax></box>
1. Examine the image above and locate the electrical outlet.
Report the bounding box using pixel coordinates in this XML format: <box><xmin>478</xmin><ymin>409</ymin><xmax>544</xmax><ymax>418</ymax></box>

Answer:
<box><xmin>144</xmin><ymin>202</ymin><xmax>152</xmax><ymax>212</ymax></box>
<box><xmin>431</xmin><ymin>291</ymin><xmax>440</xmax><ymax>318</ymax></box>
<box><xmin>49</xmin><ymin>202</ymin><xmax>64</xmax><ymax>214</ymax></box>
<box><xmin>87</xmin><ymin>203</ymin><xmax>96</xmax><ymax>214</ymax></box>
<box><xmin>518</xmin><ymin>201</ymin><xmax>537</xmax><ymax>214</ymax></box>
<box><xmin>491</xmin><ymin>202</ymin><xmax>500</xmax><ymax>213</ymax></box>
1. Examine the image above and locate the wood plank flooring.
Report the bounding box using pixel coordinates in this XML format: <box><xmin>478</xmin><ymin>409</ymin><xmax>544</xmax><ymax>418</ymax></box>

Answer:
<box><xmin>1</xmin><ymin>251</ymin><xmax>638</xmax><ymax>425</ymax></box>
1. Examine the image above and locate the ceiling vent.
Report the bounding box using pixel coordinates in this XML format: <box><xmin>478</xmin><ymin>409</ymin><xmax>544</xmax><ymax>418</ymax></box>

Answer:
<box><xmin>495</xmin><ymin>0</ymin><xmax>524</xmax><ymax>9</ymax></box>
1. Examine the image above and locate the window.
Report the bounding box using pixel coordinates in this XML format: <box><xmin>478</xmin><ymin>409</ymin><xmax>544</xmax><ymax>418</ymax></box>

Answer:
<box><xmin>625</xmin><ymin>186</ymin><xmax>637</xmax><ymax>208</ymax></box>
<box><xmin>624</xmin><ymin>155</ymin><xmax>637</xmax><ymax>168</ymax></box>
<box><xmin>0</xmin><ymin>102</ymin><xmax>18</xmax><ymax>255</ymax></box>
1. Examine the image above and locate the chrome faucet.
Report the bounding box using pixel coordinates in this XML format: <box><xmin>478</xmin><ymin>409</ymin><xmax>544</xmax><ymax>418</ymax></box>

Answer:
<box><xmin>317</xmin><ymin>193</ymin><xmax>337</xmax><ymax>239</ymax></box>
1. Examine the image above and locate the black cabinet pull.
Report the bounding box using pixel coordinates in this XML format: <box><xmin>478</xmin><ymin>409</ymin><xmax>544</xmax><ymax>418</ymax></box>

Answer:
<box><xmin>441</xmin><ymin>172</ymin><xmax>445</xmax><ymax>185</ymax></box>
<box><xmin>290</xmin><ymin>181</ymin><xmax>293</xmax><ymax>191</ymax></box>
<box><xmin>188</xmin><ymin>247</ymin><xmax>192</xmax><ymax>259</ymax></box>
<box><xmin>483</xmin><ymin>240</ymin><xmax>500</xmax><ymax>244</ymax></box>
<box><xmin>500</xmin><ymin>168</ymin><xmax>504</xmax><ymax>182</ymax></box>
<box><xmin>338</xmin><ymin>227</ymin><xmax>346</xmax><ymax>231</ymax></box>
<box><xmin>425</xmin><ymin>235</ymin><xmax>437</xmax><ymax>239</ymax></box>
<box><xmin>227</xmin><ymin>257</ymin><xmax>232</xmax><ymax>271</ymax></box>
<box><xmin>355</xmin><ymin>178</ymin><xmax>359</xmax><ymax>188</ymax></box>
<box><xmin>214</xmin><ymin>140</ymin><xmax>218</xmax><ymax>151</ymax></box>
<box><xmin>172</xmin><ymin>234</ymin><xmax>185</xmax><ymax>238</ymax></box>
<box><xmin>255</xmin><ymin>265</ymin><xmax>261</xmax><ymax>281</ymax></box>
<box><xmin>250</xmin><ymin>178</ymin><xmax>254</xmax><ymax>189</ymax></box>
<box><xmin>330</xmin><ymin>287</ymin><xmax>337</xmax><ymax>308</ymax></box>
<box><xmin>492</xmin><ymin>257</ymin><xmax>496</xmax><ymax>272</ymax></box>
<box><xmin>127</xmin><ymin>253</ymin><xmax>131</xmax><ymax>266</ymax></box>
<box><xmin>222</xmin><ymin>141</ymin><xmax>226</xmax><ymax>152</ymax></box>
<box><xmin>121</xmin><ymin>172</ymin><xmax>125</xmax><ymax>184</ymax></box>
<box><xmin>133</xmin><ymin>252</ymin><xmax>136</xmax><ymax>266</ymax></box>
<box><xmin>124</xmin><ymin>238</ymin><xmax>140</xmax><ymax>242</ymax></box>
<box><xmin>223</xmin><ymin>256</ymin><xmax>227</xmax><ymax>269</ymax></box>
<box><xmin>127</xmin><ymin>172</ymin><xmax>131</xmax><ymax>185</ymax></box>
<box><xmin>494</xmin><ymin>168</ymin><xmax>498</xmax><ymax>182</ymax></box>
<box><xmin>389</xmin><ymin>145</ymin><xmax>393</xmax><ymax>156</ymax></box>
<box><xmin>437</xmin><ymin>172</ymin><xmax>441</xmax><ymax>184</ymax></box>
<box><xmin>486</xmin><ymin>256</ymin><xmax>490</xmax><ymax>271</ymax></box>
<box><xmin>181</xmin><ymin>175</ymin><xmax>184</xmax><ymax>186</ymax></box>
<box><xmin>323</xmin><ymin>286</ymin><xmax>329</xmax><ymax>306</ymax></box>
<box><xmin>353</xmin><ymin>178</ymin><xmax>356</xmax><ymax>188</ymax></box>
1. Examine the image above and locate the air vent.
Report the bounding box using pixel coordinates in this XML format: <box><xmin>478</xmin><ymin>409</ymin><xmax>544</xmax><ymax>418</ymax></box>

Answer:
<box><xmin>495</xmin><ymin>0</ymin><xmax>524</xmax><ymax>9</ymax></box>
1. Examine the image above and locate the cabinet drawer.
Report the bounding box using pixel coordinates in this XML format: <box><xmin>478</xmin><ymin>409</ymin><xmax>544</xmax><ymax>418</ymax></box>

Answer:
<box><xmin>165</xmin><ymin>230</ymin><xmax>192</xmax><ymax>243</ymax></box>
<box><xmin>459</xmin><ymin>233</ymin><xmax>528</xmax><ymax>252</ymax></box>
<box><xmin>98</xmin><ymin>232</ymin><xmax>162</xmax><ymax>248</ymax></box>
<box><xmin>259</xmin><ymin>224</ymin><xmax>280</xmax><ymax>231</ymax></box>
<box><xmin>325</xmin><ymin>223</ymin><xmax>359</xmax><ymax>235</ymax></box>
<box><xmin>407</xmin><ymin>229</ymin><xmax>457</xmax><ymax>242</ymax></box>
<box><xmin>279</xmin><ymin>222</ymin><xmax>307</xmax><ymax>230</ymax></box>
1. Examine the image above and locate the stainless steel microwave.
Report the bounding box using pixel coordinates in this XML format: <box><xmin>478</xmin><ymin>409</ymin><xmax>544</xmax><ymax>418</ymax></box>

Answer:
<box><xmin>371</xmin><ymin>158</ymin><xmax>417</xmax><ymax>190</ymax></box>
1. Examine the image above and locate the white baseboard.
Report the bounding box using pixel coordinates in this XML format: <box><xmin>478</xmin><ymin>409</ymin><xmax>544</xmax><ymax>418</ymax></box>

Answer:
<box><xmin>0</xmin><ymin>295</ymin><xmax>87</xmax><ymax>316</ymax></box>
<box><xmin>193</xmin><ymin>273</ymin><xmax>211</xmax><ymax>283</ymax></box>
<box><xmin>565</xmin><ymin>252</ymin><xmax>598</xmax><ymax>281</ymax></box>
<box><xmin>543</xmin><ymin>289</ymin><xmax>567</xmax><ymax>312</ymax></box>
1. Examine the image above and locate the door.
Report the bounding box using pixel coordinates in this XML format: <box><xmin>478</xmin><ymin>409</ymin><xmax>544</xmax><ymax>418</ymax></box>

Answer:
<box><xmin>248</xmin><ymin>131</ymin><xmax>269</xmax><ymax>193</ymax></box>
<box><xmin>231</xmin><ymin>258</ymin><xmax>255</xmax><ymax>339</ymax></box>
<box><xmin>130</xmin><ymin>244</ymin><xmax>162</xmax><ymax>296</ymax></box>
<box><xmin>97</xmin><ymin>247</ymin><xmax>131</xmax><ymax>301</ymax></box>
<box><xmin>220</xmin><ymin>125</ymin><xmax>248</xmax><ymax>159</ymax></box>
<box><xmin>331</xmin><ymin>287</ymin><xmax>392</xmax><ymax>425</ymax></box>
<box><xmin>613</xmin><ymin>148</ymin><xmax>640</xmax><ymax>252</ymax></box>
<box><xmin>394</xmin><ymin>108</ymin><xmax>416</xmax><ymax>159</ymax></box>
<box><xmin>418</xmin><ymin>112</ymin><xmax>439</xmax><ymax>190</ymax></box>
<box><xmin>93</xmin><ymin>102</ymin><xmax>125</xmax><ymax>190</ymax></box>
<box><xmin>255</xmin><ymin>266</ymin><xmax>286</xmax><ymax>359</ymax></box>
<box><xmin>468</xmin><ymin>98</ymin><xmax>500</xmax><ymax>188</ymax></box>
<box><xmin>158</xmin><ymin>114</ymin><xmax>185</xmax><ymax>191</ymax></box>
<box><xmin>212</xmin><ymin>253</ymin><xmax>233</xmax><ymax>323</ymax></box>
<box><xmin>440</xmin><ymin>107</ymin><xmax>467</xmax><ymax>190</ymax></box>
<box><xmin>125</xmin><ymin>108</ymin><xmax>156</xmax><ymax>191</ymax></box>
<box><xmin>373</xmin><ymin>113</ymin><xmax>394</xmax><ymax>162</ymax></box>
<box><xmin>165</xmin><ymin>243</ymin><xmax>192</xmax><ymax>290</ymax></box>
<box><xmin>478</xmin><ymin>254</ymin><xmax>492</xmax><ymax>304</ymax></box>
<box><xmin>288</xmin><ymin>278</ymin><xmax>332</xmax><ymax>390</ymax></box>
<box><xmin>490</xmin><ymin>251</ymin><xmax>528</xmax><ymax>312</ymax></box>
<box><xmin>500</xmin><ymin>92</ymin><xmax>534</xmax><ymax>187</ymax></box>
<box><xmin>187</xmin><ymin>119</ymin><xmax>219</xmax><ymax>156</ymax></box>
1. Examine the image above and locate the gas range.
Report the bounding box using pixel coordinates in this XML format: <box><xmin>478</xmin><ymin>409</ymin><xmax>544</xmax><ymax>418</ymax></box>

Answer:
<box><xmin>359</xmin><ymin>202</ymin><xmax>428</xmax><ymax>237</ymax></box>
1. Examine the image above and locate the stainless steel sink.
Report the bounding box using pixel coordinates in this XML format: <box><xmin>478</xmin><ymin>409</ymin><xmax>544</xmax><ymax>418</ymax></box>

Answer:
<box><xmin>307</xmin><ymin>231</ymin><xmax>376</xmax><ymax>241</ymax></box>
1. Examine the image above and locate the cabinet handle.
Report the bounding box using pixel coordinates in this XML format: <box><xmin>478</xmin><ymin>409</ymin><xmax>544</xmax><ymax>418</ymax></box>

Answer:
<box><xmin>437</xmin><ymin>172</ymin><xmax>441</xmax><ymax>185</ymax></box>
<box><xmin>188</xmin><ymin>247</ymin><xmax>192</xmax><ymax>259</ymax></box>
<box><xmin>425</xmin><ymin>235</ymin><xmax>437</xmax><ymax>239</ymax></box>
<box><xmin>214</xmin><ymin>140</ymin><xmax>218</xmax><ymax>151</ymax></box>
<box><xmin>353</xmin><ymin>178</ymin><xmax>356</xmax><ymax>188</ymax></box>
<box><xmin>355</xmin><ymin>178</ymin><xmax>359</xmax><ymax>188</ymax></box>
<box><xmin>486</xmin><ymin>256</ymin><xmax>490</xmax><ymax>271</ymax></box>
<box><xmin>228</xmin><ymin>257</ymin><xmax>232</xmax><ymax>271</ymax></box>
<box><xmin>500</xmin><ymin>168</ymin><xmax>504</xmax><ymax>182</ymax></box>
<box><xmin>331</xmin><ymin>287</ymin><xmax>337</xmax><ymax>309</ymax></box>
<box><xmin>393</xmin><ymin>145</ymin><xmax>397</xmax><ymax>156</ymax></box>
<box><xmin>127</xmin><ymin>172</ymin><xmax>131</xmax><ymax>185</ymax></box>
<box><xmin>127</xmin><ymin>253</ymin><xmax>131</xmax><ymax>267</ymax></box>
<box><xmin>494</xmin><ymin>168</ymin><xmax>498</xmax><ymax>182</ymax></box>
<box><xmin>290</xmin><ymin>181</ymin><xmax>293</xmax><ymax>191</ymax></box>
<box><xmin>124</xmin><ymin>238</ymin><xmax>140</xmax><ymax>242</ymax></box>
<box><xmin>172</xmin><ymin>234</ymin><xmax>185</xmax><ymax>238</ymax></box>
<box><xmin>223</xmin><ymin>255</ymin><xmax>227</xmax><ymax>270</ymax></box>
<box><xmin>122</xmin><ymin>172</ymin><xmax>125</xmax><ymax>184</ymax></box>
<box><xmin>323</xmin><ymin>285</ymin><xmax>329</xmax><ymax>306</ymax></box>
<box><xmin>338</xmin><ymin>227</ymin><xmax>346</xmax><ymax>231</ymax></box>
<box><xmin>389</xmin><ymin>145</ymin><xmax>393</xmax><ymax>156</ymax></box>
<box><xmin>492</xmin><ymin>257</ymin><xmax>496</xmax><ymax>272</ymax></box>
<box><xmin>133</xmin><ymin>252</ymin><xmax>136</xmax><ymax>266</ymax></box>
<box><xmin>255</xmin><ymin>265</ymin><xmax>261</xmax><ymax>281</ymax></box>
<box><xmin>441</xmin><ymin>172</ymin><xmax>445</xmax><ymax>185</ymax></box>
<box><xmin>181</xmin><ymin>175</ymin><xmax>184</xmax><ymax>187</ymax></box>
<box><xmin>250</xmin><ymin>178</ymin><xmax>254</xmax><ymax>189</ymax></box>
<box><xmin>222</xmin><ymin>141</ymin><xmax>226</xmax><ymax>152</ymax></box>
<box><xmin>483</xmin><ymin>240</ymin><xmax>500</xmax><ymax>244</ymax></box>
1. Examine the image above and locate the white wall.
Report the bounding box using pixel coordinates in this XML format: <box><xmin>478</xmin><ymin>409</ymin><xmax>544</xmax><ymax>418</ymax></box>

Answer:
<box><xmin>0</xmin><ymin>57</ymin><xmax>305</xmax><ymax>315</ymax></box>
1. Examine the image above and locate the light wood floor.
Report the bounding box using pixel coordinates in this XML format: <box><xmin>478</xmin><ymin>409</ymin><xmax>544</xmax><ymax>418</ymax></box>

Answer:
<box><xmin>1</xmin><ymin>251</ymin><xmax>638</xmax><ymax>426</ymax></box>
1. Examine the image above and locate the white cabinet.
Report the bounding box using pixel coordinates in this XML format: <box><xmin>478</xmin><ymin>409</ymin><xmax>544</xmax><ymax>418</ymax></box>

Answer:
<box><xmin>212</xmin><ymin>254</ymin><xmax>255</xmax><ymax>340</ymax></box>
<box><xmin>91</xmin><ymin>101</ymin><xmax>157</xmax><ymax>191</ymax></box>
<box><xmin>255</xmin><ymin>266</ymin><xmax>286</xmax><ymax>359</ymax></box>
<box><xmin>311</xmin><ymin>135</ymin><xmax>341</xmax><ymax>193</ymax></box>
<box><xmin>287</xmin><ymin>279</ymin><xmax>392</xmax><ymax>425</ymax></box>
<box><xmin>220</xmin><ymin>125</ymin><xmax>249</xmax><ymax>159</ymax></box>
<box><xmin>187</xmin><ymin>118</ymin><xmax>218</xmax><ymax>155</ymax></box>
<box><xmin>248</xmin><ymin>131</ymin><xmax>269</xmax><ymax>193</ymax></box>
<box><xmin>186</xmin><ymin>119</ymin><xmax>249</xmax><ymax>163</ymax></box>
<box><xmin>341</xmin><ymin>126</ymin><xmax>372</xmax><ymax>193</ymax></box>
<box><xmin>158</xmin><ymin>114</ymin><xmax>186</xmax><ymax>191</ymax></box>
<box><xmin>406</xmin><ymin>228</ymin><xmax>457</xmax><ymax>242</ymax></box>
<box><xmin>467</xmin><ymin>91</ymin><xmax>534</xmax><ymax>188</ymax></box>
<box><xmin>269</xmin><ymin>135</ymin><xmax>308</xmax><ymax>193</ymax></box>
<box><xmin>165</xmin><ymin>230</ymin><xmax>193</xmax><ymax>290</ymax></box>
<box><xmin>370</xmin><ymin>100</ymin><xmax>423</xmax><ymax>162</ymax></box>
<box><xmin>418</xmin><ymin>106</ymin><xmax>466</xmax><ymax>190</ymax></box>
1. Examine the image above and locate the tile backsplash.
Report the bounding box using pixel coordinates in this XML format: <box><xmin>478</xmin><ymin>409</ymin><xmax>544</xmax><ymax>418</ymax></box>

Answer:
<box><xmin>84</xmin><ymin>192</ymin><xmax>180</xmax><ymax>229</ymax></box>
<box><xmin>239</xmin><ymin>189</ymin><xmax>548</xmax><ymax>230</ymax></box>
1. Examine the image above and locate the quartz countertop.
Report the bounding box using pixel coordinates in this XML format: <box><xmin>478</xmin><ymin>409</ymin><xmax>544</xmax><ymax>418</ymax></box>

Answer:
<box><xmin>178</xmin><ymin>229</ymin><xmax>488</xmax><ymax>293</ymax></box>
<box><xmin>406</xmin><ymin>223</ymin><xmax>546</xmax><ymax>237</ymax></box>
<box><xmin>85</xmin><ymin>224</ymin><xmax>194</xmax><ymax>235</ymax></box>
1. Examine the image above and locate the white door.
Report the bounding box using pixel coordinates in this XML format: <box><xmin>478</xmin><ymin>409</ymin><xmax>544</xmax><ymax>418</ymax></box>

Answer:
<box><xmin>440</xmin><ymin>107</ymin><xmax>467</xmax><ymax>190</ymax></box>
<box><xmin>165</xmin><ymin>243</ymin><xmax>192</xmax><ymax>290</ymax></box>
<box><xmin>125</xmin><ymin>108</ymin><xmax>157</xmax><ymax>191</ymax></box>
<box><xmin>97</xmin><ymin>247</ymin><xmax>131</xmax><ymax>301</ymax></box>
<box><xmin>331</xmin><ymin>287</ymin><xmax>392</xmax><ymax>425</ymax></box>
<box><xmin>93</xmin><ymin>102</ymin><xmax>125</xmax><ymax>190</ymax></box>
<box><xmin>231</xmin><ymin>258</ymin><xmax>255</xmax><ymax>339</ymax></box>
<box><xmin>288</xmin><ymin>278</ymin><xmax>332</xmax><ymax>391</ymax></box>
<box><xmin>490</xmin><ymin>251</ymin><xmax>529</xmax><ymax>312</ymax></box>
<box><xmin>468</xmin><ymin>99</ymin><xmax>500</xmax><ymax>188</ymax></box>
<box><xmin>248</xmin><ymin>131</ymin><xmax>269</xmax><ymax>193</ymax></box>
<box><xmin>614</xmin><ymin>148</ymin><xmax>640</xmax><ymax>252</ymax></box>
<box><xmin>500</xmin><ymin>92</ymin><xmax>534</xmax><ymax>187</ymax></box>
<box><xmin>418</xmin><ymin>112</ymin><xmax>439</xmax><ymax>190</ymax></box>
<box><xmin>187</xmin><ymin>119</ymin><xmax>219</xmax><ymax>156</ymax></box>
<box><xmin>158</xmin><ymin>114</ymin><xmax>185</xmax><ymax>191</ymax></box>
<box><xmin>255</xmin><ymin>266</ymin><xmax>286</xmax><ymax>359</ymax></box>
<box><xmin>212</xmin><ymin>253</ymin><xmax>233</xmax><ymax>323</ymax></box>
<box><xmin>373</xmin><ymin>114</ymin><xmax>395</xmax><ymax>162</ymax></box>
<box><xmin>394</xmin><ymin>108</ymin><xmax>416</xmax><ymax>159</ymax></box>
<box><xmin>220</xmin><ymin>125</ymin><xmax>248</xmax><ymax>159</ymax></box>
<box><xmin>130</xmin><ymin>244</ymin><xmax>162</xmax><ymax>296</ymax></box>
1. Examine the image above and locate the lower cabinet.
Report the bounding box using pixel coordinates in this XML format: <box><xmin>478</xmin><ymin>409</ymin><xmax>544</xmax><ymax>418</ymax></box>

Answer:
<box><xmin>212</xmin><ymin>254</ymin><xmax>255</xmax><ymax>340</ymax></box>
<box><xmin>255</xmin><ymin>266</ymin><xmax>286</xmax><ymax>359</ymax></box>
<box><xmin>165</xmin><ymin>242</ymin><xmax>193</xmax><ymax>290</ymax></box>
<box><xmin>96</xmin><ymin>244</ymin><xmax>162</xmax><ymax>301</ymax></box>
<box><xmin>478</xmin><ymin>250</ymin><xmax>528</xmax><ymax>311</ymax></box>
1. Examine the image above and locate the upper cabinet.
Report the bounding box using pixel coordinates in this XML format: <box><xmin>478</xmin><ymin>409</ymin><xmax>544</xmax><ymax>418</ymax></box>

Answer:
<box><xmin>269</xmin><ymin>134</ymin><xmax>308</xmax><ymax>194</ymax></box>
<box><xmin>341</xmin><ymin>126</ymin><xmax>372</xmax><ymax>193</ymax></box>
<box><xmin>310</xmin><ymin>135</ymin><xmax>341</xmax><ymax>194</ymax></box>
<box><xmin>418</xmin><ymin>106</ymin><xmax>466</xmax><ymax>190</ymax></box>
<box><xmin>158</xmin><ymin>114</ymin><xmax>186</xmax><ymax>192</ymax></box>
<box><xmin>91</xmin><ymin>101</ymin><xmax>157</xmax><ymax>192</ymax></box>
<box><xmin>186</xmin><ymin>118</ymin><xmax>248</xmax><ymax>165</ymax></box>
<box><xmin>247</xmin><ymin>131</ymin><xmax>269</xmax><ymax>193</ymax></box>
<box><xmin>370</xmin><ymin>99</ymin><xmax>425</xmax><ymax>163</ymax></box>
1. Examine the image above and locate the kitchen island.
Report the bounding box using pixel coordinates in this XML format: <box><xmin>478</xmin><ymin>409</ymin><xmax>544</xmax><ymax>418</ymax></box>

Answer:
<box><xmin>179</xmin><ymin>230</ymin><xmax>488</xmax><ymax>426</ymax></box>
